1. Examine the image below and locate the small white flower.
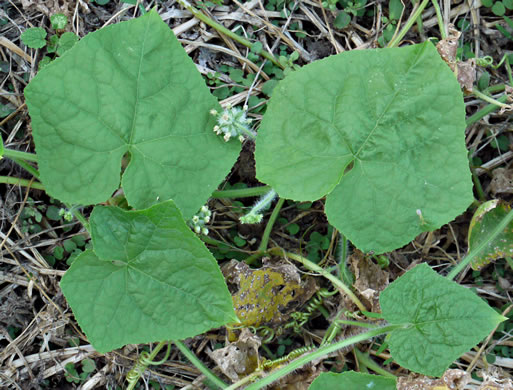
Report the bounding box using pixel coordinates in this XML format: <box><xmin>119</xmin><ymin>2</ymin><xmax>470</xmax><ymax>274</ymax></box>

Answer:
<box><xmin>201</xmin><ymin>227</ymin><xmax>209</xmax><ymax>235</ymax></box>
<box><xmin>224</xmin><ymin>133</ymin><xmax>231</xmax><ymax>142</ymax></box>
<box><xmin>204</xmin><ymin>216</ymin><xmax>211</xmax><ymax>223</ymax></box>
<box><xmin>239</xmin><ymin>135</ymin><xmax>245</xmax><ymax>142</ymax></box>
<box><xmin>194</xmin><ymin>225</ymin><xmax>201</xmax><ymax>234</ymax></box>
<box><xmin>192</xmin><ymin>215</ymin><xmax>200</xmax><ymax>223</ymax></box>
<box><xmin>210</xmin><ymin>109</ymin><xmax>218</xmax><ymax>116</ymax></box>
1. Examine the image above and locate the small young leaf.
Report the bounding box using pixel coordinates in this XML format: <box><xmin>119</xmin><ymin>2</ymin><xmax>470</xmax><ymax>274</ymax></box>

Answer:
<box><xmin>389</xmin><ymin>0</ymin><xmax>404</xmax><ymax>20</ymax></box>
<box><xmin>255</xmin><ymin>42</ymin><xmax>472</xmax><ymax>253</ymax></box>
<box><xmin>81</xmin><ymin>358</ymin><xmax>96</xmax><ymax>373</ymax></box>
<box><xmin>504</xmin><ymin>0</ymin><xmax>513</xmax><ymax>10</ymax></box>
<box><xmin>25</xmin><ymin>10</ymin><xmax>240</xmax><ymax>219</ymax></box>
<box><xmin>46</xmin><ymin>35</ymin><xmax>59</xmax><ymax>53</ymax></box>
<box><xmin>50</xmin><ymin>13</ymin><xmax>68</xmax><ymax>30</ymax></box>
<box><xmin>309</xmin><ymin>371</ymin><xmax>396</xmax><ymax>390</ymax></box>
<box><xmin>380</xmin><ymin>263</ymin><xmax>505</xmax><ymax>376</ymax></box>
<box><xmin>468</xmin><ymin>199</ymin><xmax>513</xmax><ymax>270</ymax></box>
<box><xmin>60</xmin><ymin>201</ymin><xmax>237</xmax><ymax>353</ymax></box>
<box><xmin>250</xmin><ymin>41</ymin><xmax>263</xmax><ymax>54</ymax></box>
<box><xmin>21</xmin><ymin>27</ymin><xmax>47</xmax><ymax>49</ymax></box>
<box><xmin>38</xmin><ymin>56</ymin><xmax>52</xmax><ymax>69</ymax></box>
<box><xmin>56</xmin><ymin>32</ymin><xmax>79</xmax><ymax>56</ymax></box>
<box><xmin>492</xmin><ymin>1</ymin><xmax>506</xmax><ymax>15</ymax></box>
<box><xmin>261</xmin><ymin>80</ymin><xmax>278</xmax><ymax>96</ymax></box>
<box><xmin>334</xmin><ymin>11</ymin><xmax>351</xmax><ymax>29</ymax></box>
<box><xmin>286</xmin><ymin>223</ymin><xmax>300</xmax><ymax>235</ymax></box>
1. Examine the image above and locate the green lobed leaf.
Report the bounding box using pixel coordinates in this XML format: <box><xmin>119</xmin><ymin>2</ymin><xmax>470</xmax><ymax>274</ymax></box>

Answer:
<box><xmin>60</xmin><ymin>200</ymin><xmax>237</xmax><ymax>353</ymax></box>
<box><xmin>50</xmin><ymin>13</ymin><xmax>68</xmax><ymax>30</ymax></box>
<box><xmin>380</xmin><ymin>263</ymin><xmax>505</xmax><ymax>377</ymax></box>
<box><xmin>468</xmin><ymin>199</ymin><xmax>513</xmax><ymax>270</ymax></box>
<box><xmin>255</xmin><ymin>42</ymin><xmax>472</xmax><ymax>253</ymax></box>
<box><xmin>56</xmin><ymin>32</ymin><xmax>79</xmax><ymax>56</ymax></box>
<box><xmin>21</xmin><ymin>27</ymin><xmax>47</xmax><ymax>49</ymax></box>
<box><xmin>309</xmin><ymin>372</ymin><xmax>396</xmax><ymax>390</ymax></box>
<box><xmin>25</xmin><ymin>10</ymin><xmax>239</xmax><ymax>219</ymax></box>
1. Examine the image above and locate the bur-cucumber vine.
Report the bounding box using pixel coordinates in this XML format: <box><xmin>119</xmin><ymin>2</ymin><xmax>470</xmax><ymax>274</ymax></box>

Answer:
<box><xmin>0</xmin><ymin>8</ymin><xmax>507</xmax><ymax>389</ymax></box>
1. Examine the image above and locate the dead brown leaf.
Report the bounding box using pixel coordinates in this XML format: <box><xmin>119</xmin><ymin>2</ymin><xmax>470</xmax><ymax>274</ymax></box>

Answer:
<box><xmin>349</xmin><ymin>250</ymin><xmax>389</xmax><ymax>312</ymax></box>
<box><xmin>489</xmin><ymin>167</ymin><xmax>513</xmax><ymax>196</ymax></box>
<box><xmin>436</xmin><ymin>24</ymin><xmax>475</xmax><ymax>92</ymax></box>
<box><xmin>397</xmin><ymin>369</ymin><xmax>470</xmax><ymax>390</ymax></box>
<box><xmin>208</xmin><ymin>328</ymin><xmax>261</xmax><ymax>382</ymax></box>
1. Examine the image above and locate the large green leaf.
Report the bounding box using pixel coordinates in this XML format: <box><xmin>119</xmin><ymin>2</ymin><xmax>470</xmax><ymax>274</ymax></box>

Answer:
<box><xmin>60</xmin><ymin>201</ymin><xmax>237</xmax><ymax>353</ymax></box>
<box><xmin>25</xmin><ymin>10</ymin><xmax>239</xmax><ymax>218</ymax></box>
<box><xmin>380</xmin><ymin>263</ymin><xmax>505</xmax><ymax>376</ymax></box>
<box><xmin>309</xmin><ymin>372</ymin><xmax>396</xmax><ymax>390</ymax></box>
<box><xmin>255</xmin><ymin>42</ymin><xmax>472</xmax><ymax>253</ymax></box>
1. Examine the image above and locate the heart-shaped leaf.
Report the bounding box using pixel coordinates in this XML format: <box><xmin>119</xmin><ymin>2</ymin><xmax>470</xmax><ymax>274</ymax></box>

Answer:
<box><xmin>255</xmin><ymin>42</ymin><xmax>472</xmax><ymax>253</ymax></box>
<box><xmin>309</xmin><ymin>372</ymin><xmax>396</xmax><ymax>390</ymax></box>
<box><xmin>60</xmin><ymin>201</ymin><xmax>237</xmax><ymax>353</ymax></box>
<box><xmin>25</xmin><ymin>10</ymin><xmax>239</xmax><ymax>218</ymax></box>
<box><xmin>380</xmin><ymin>263</ymin><xmax>505</xmax><ymax>376</ymax></box>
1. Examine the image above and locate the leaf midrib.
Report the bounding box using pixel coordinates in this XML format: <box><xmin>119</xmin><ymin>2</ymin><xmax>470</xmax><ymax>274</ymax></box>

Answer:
<box><xmin>127</xmin><ymin>15</ymin><xmax>150</xmax><ymax>147</ymax></box>
<box><xmin>352</xmin><ymin>45</ymin><xmax>425</xmax><ymax>161</ymax></box>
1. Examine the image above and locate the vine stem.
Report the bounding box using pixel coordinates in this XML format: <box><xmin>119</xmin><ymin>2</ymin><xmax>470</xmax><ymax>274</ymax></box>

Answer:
<box><xmin>176</xmin><ymin>0</ymin><xmax>283</xmax><ymax>69</ymax></box>
<box><xmin>239</xmin><ymin>324</ymin><xmax>402</xmax><ymax>390</ymax></box>
<box><xmin>466</xmin><ymin>94</ymin><xmax>508</xmax><ymax>126</ymax></box>
<box><xmin>211</xmin><ymin>186</ymin><xmax>271</xmax><ymax>199</ymax></box>
<box><xmin>387</xmin><ymin>0</ymin><xmax>430</xmax><ymax>48</ymax></box>
<box><xmin>0</xmin><ymin>176</ymin><xmax>45</xmax><ymax>190</ymax></box>
<box><xmin>430</xmin><ymin>0</ymin><xmax>446</xmax><ymax>39</ymax></box>
<box><xmin>446</xmin><ymin>207</ymin><xmax>513</xmax><ymax>280</ymax></box>
<box><xmin>258</xmin><ymin>197</ymin><xmax>285</xmax><ymax>252</ymax></box>
<box><xmin>353</xmin><ymin>348</ymin><xmax>396</xmax><ymax>379</ymax></box>
<box><xmin>173</xmin><ymin>340</ymin><xmax>228</xmax><ymax>389</ymax></box>
<box><xmin>126</xmin><ymin>341</ymin><xmax>168</xmax><ymax>390</ymax></box>
<box><xmin>472</xmin><ymin>88</ymin><xmax>511</xmax><ymax>108</ymax></box>
<box><xmin>2</xmin><ymin>148</ymin><xmax>38</xmax><ymax>162</ymax></box>
<box><xmin>268</xmin><ymin>247</ymin><xmax>368</xmax><ymax>312</ymax></box>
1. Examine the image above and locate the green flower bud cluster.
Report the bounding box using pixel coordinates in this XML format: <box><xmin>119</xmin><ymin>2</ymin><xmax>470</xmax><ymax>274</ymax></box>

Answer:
<box><xmin>59</xmin><ymin>208</ymin><xmax>74</xmax><ymax>222</ymax></box>
<box><xmin>210</xmin><ymin>104</ymin><xmax>255</xmax><ymax>142</ymax></box>
<box><xmin>188</xmin><ymin>205</ymin><xmax>211</xmax><ymax>235</ymax></box>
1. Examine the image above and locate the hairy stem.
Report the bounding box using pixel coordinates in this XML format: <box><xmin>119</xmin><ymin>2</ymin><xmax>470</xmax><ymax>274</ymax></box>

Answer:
<box><xmin>353</xmin><ymin>348</ymin><xmax>396</xmax><ymax>378</ymax></box>
<box><xmin>243</xmin><ymin>324</ymin><xmax>402</xmax><ymax>390</ymax></box>
<box><xmin>258</xmin><ymin>197</ymin><xmax>285</xmax><ymax>252</ymax></box>
<box><xmin>211</xmin><ymin>186</ymin><xmax>272</xmax><ymax>199</ymax></box>
<box><xmin>126</xmin><ymin>341</ymin><xmax>169</xmax><ymax>390</ymax></box>
<box><xmin>268</xmin><ymin>247</ymin><xmax>368</xmax><ymax>312</ymax></box>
